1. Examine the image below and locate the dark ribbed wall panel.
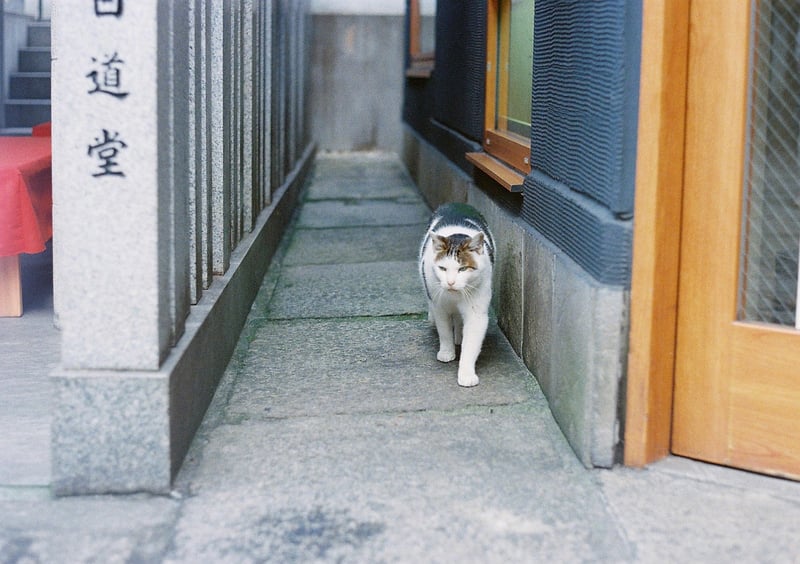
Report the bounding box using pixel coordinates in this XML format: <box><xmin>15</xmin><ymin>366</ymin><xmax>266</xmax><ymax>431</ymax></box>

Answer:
<box><xmin>404</xmin><ymin>80</ymin><xmax>435</xmax><ymax>140</ymax></box>
<box><xmin>522</xmin><ymin>171</ymin><xmax>631</xmax><ymax>286</ymax></box>
<box><xmin>531</xmin><ymin>1</ymin><xmax>641</xmax><ymax>216</ymax></box>
<box><xmin>432</xmin><ymin>0</ymin><xmax>486</xmax><ymax>142</ymax></box>
<box><xmin>428</xmin><ymin>119</ymin><xmax>482</xmax><ymax>173</ymax></box>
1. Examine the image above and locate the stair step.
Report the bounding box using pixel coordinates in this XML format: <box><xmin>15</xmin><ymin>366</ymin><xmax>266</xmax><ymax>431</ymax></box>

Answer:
<box><xmin>4</xmin><ymin>99</ymin><xmax>51</xmax><ymax>128</ymax></box>
<box><xmin>9</xmin><ymin>73</ymin><xmax>51</xmax><ymax>100</ymax></box>
<box><xmin>0</xmin><ymin>127</ymin><xmax>34</xmax><ymax>137</ymax></box>
<box><xmin>18</xmin><ymin>47</ymin><xmax>51</xmax><ymax>73</ymax></box>
<box><xmin>27</xmin><ymin>23</ymin><xmax>51</xmax><ymax>47</ymax></box>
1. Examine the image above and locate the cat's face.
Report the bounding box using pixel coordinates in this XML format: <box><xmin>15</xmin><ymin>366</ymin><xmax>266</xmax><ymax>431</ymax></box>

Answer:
<box><xmin>431</xmin><ymin>233</ymin><xmax>485</xmax><ymax>292</ymax></box>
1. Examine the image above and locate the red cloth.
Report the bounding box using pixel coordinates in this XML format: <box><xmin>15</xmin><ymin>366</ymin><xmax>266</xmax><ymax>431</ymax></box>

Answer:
<box><xmin>0</xmin><ymin>137</ymin><xmax>53</xmax><ymax>257</ymax></box>
<box><xmin>32</xmin><ymin>122</ymin><xmax>52</xmax><ymax>137</ymax></box>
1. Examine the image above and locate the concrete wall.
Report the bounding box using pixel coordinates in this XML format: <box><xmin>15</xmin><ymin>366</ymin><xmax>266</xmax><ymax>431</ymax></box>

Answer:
<box><xmin>403</xmin><ymin>127</ymin><xmax>629</xmax><ymax>468</ymax></box>
<box><xmin>309</xmin><ymin>2</ymin><xmax>404</xmax><ymax>152</ymax></box>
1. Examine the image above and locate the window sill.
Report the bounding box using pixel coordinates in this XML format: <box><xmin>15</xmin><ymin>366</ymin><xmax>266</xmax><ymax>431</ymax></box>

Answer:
<box><xmin>406</xmin><ymin>54</ymin><xmax>434</xmax><ymax>79</ymax></box>
<box><xmin>466</xmin><ymin>152</ymin><xmax>525</xmax><ymax>193</ymax></box>
<box><xmin>405</xmin><ymin>63</ymin><xmax>434</xmax><ymax>79</ymax></box>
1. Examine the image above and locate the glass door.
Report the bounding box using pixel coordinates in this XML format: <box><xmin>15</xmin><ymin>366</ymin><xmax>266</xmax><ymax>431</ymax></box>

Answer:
<box><xmin>672</xmin><ymin>0</ymin><xmax>800</xmax><ymax>479</ymax></box>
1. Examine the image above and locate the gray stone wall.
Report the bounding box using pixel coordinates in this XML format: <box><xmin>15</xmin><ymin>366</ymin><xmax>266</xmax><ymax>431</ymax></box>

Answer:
<box><xmin>309</xmin><ymin>13</ymin><xmax>404</xmax><ymax>152</ymax></box>
<box><xmin>403</xmin><ymin>127</ymin><xmax>629</xmax><ymax>468</ymax></box>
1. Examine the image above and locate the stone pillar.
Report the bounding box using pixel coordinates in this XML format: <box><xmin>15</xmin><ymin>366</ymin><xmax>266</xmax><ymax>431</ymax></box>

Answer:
<box><xmin>194</xmin><ymin>0</ymin><xmax>213</xmax><ymax>295</ymax></box>
<box><xmin>209</xmin><ymin>1</ymin><xmax>230</xmax><ymax>275</ymax></box>
<box><xmin>242</xmin><ymin>0</ymin><xmax>255</xmax><ymax>230</ymax></box>
<box><xmin>49</xmin><ymin>0</ymin><xmax>311</xmax><ymax>496</ymax></box>
<box><xmin>259</xmin><ymin>1</ymin><xmax>273</xmax><ymax>207</ymax></box>
<box><xmin>50</xmin><ymin>0</ymin><xmax>181</xmax><ymax>494</ymax></box>
<box><xmin>53</xmin><ymin>0</ymin><xmax>173</xmax><ymax>371</ymax></box>
<box><xmin>161</xmin><ymin>0</ymin><xmax>192</xmax><ymax>346</ymax></box>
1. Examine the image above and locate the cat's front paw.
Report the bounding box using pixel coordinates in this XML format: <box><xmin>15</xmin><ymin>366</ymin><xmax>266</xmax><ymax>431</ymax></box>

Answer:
<box><xmin>437</xmin><ymin>348</ymin><xmax>456</xmax><ymax>363</ymax></box>
<box><xmin>457</xmin><ymin>370</ymin><xmax>479</xmax><ymax>387</ymax></box>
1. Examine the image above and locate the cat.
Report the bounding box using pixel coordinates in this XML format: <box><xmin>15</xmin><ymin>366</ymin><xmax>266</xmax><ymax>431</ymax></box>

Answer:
<box><xmin>419</xmin><ymin>202</ymin><xmax>494</xmax><ymax>387</ymax></box>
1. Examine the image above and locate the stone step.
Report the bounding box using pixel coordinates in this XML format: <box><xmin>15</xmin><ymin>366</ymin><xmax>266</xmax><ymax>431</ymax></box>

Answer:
<box><xmin>27</xmin><ymin>22</ymin><xmax>51</xmax><ymax>47</ymax></box>
<box><xmin>9</xmin><ymin>72</ymin><xmax>51</xmax><ymax>100</ymax></box>
<box><xmin>4</xmin><ymin>99</ymin><xmax>51</xmax><ymax>128</ymax></box>
<box><xmin>18</xmin><ymin>47</ymin><xmax>51</xmax><ymax>73</ymax></box>
<box><xmin>0</xmin><ymin>127</ymin><xmax>34</xmax><ymax>137</ymax></box>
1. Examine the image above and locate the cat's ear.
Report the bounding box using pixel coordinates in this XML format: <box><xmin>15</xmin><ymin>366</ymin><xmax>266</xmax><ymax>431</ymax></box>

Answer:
<box><xmin>467</xmin><ymin>232</ymin><xmax>485</xmax><ymax>254</ymax></box>
<box><xmin>431</xmin><ymin>233</ymin><xmax>448</xmax><ymax>253</ymax></box>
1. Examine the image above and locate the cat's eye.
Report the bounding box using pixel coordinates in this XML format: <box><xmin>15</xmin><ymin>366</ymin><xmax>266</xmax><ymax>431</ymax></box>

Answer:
<box><xmin>459</xmin><ymin>266</ymin><xmax>472</xmax><ymax>272</ymax></box>
<box><xmin>438</xmin><ymin>266</ymin><xmax>447</xmax><ymax>272</ymax></box>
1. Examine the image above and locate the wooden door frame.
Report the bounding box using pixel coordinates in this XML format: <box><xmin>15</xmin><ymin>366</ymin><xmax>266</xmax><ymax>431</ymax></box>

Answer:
<box><xmin>624</xmin><ymin>0</ymin><xmax>691</xmax><ymax>466</ymax></box>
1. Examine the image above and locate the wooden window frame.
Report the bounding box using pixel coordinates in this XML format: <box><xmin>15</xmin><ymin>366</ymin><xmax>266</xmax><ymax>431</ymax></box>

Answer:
<box><xmin>467</xmin><ymin>0</ymin><xmax>531</xmax><ymax>193</ymax></box>
<box><xmin>406</xmin><ymin>0</ymin><xmax>435</xmax><ymax>79</ymax></box>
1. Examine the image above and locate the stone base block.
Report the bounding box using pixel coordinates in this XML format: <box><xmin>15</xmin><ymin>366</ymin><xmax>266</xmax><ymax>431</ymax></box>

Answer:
<box><xmin>403</xmin><ymin>130</ymin><xmax>469</xmax><ymax>209</ymax></box>
<box><xmin>52</xmin><ymin>373</ymin><xmax>170</xmax><ymax>495</ymax></box>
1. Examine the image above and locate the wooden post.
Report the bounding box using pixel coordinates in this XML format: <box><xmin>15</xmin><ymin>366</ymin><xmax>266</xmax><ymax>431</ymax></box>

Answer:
<box><xmin>624</xmin><ymin>0</ymin><xmax>690</xmax><ymax>466</ymax></box>
<box><xmin>0</xmin><ymin>255</ymin><xmax>23</xmax><ymax>317</ymax></box>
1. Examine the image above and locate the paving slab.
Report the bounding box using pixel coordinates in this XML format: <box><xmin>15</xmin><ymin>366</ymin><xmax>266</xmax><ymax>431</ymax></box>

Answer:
<box><xmin>305</xmin><ymin>177</ymin><xmax>422</xmax><ymax>201</ymax></box>
<box><xmin>283</xmin><ymin>224</ymin><xmax>423</xmax><ymax>266</ymax></box>
<box><xmin>265</xmin><ymin>261</ymin><xmax>426</xmax><ymax>319</ymax></box>
<box><xmin>226</xmin><ymin>319</ymin><xmax>531</xmax><ymax>420</ymax></box>
<box><xmin>598</xmin><ymin>464</ymin><xmax>800</xmax><ymax>562</ymax></box>
<box><xmin>0</xmin><ymin>247</ymin><xmax>57</xmax><ymax>487</ymax></box>
<box><xmin>0</xmin><ymin>416</ymin><xmax>50</xmax><ymax>487</ymax></box>
<box><xmin>0</xmin><ymin>495</ymin><xmax>178</xmax><ymax>562</ymax></box>
<box><xmin>312</xmin><ymin>153</ymin><xmax>410</xmax><ymax>182</ymax></box>
<box><xmin>167</xmin><ymin>407</ymin><xmax>631</xmax><ymax>562</ymax></box>
<box><xmin>296</xmin><ymin>199</ymin><xmax>431</xmax><ymax>229</ymax></box>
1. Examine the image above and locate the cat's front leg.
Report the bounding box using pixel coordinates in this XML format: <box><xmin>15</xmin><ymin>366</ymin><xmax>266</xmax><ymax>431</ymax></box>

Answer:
<box><xmin>453</xmin><ymin>313</ymin><xmax>463</xmax><ymax>346</ymax></box>
<box><xmin>432</xmin><ymin>307</ymin><xmax>457</xmax><ymax>363</ymax></box>
<box><xmin>457</xmin><ymin>311</ymin><xmax>489</xmax><ymax>387</ymax></box>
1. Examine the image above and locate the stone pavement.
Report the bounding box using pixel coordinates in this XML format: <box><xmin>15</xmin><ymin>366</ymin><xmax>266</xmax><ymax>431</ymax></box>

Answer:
<box><xmin>3</xmin><ymin>152</ymin><xmax>800</xmax><ymax>562</ymax></box>
<box><xmin>0</xmin><ymin>245</ymin><xmax>55</xmax><ymax>489</ymax></box>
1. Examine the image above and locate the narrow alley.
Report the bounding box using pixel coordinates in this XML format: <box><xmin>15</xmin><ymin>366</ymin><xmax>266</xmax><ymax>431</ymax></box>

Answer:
<box><xmin>2</xmin><ymin>153</ymin><xmax>800</xmax><ymax>562</ymax></box>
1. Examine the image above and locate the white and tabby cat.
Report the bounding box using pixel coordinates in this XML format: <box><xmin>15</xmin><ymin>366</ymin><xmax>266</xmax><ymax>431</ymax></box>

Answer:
<box><xmin>419</xmin><ymin>203</ymin><xmax>494</xmax><ymax>387</ymax></box>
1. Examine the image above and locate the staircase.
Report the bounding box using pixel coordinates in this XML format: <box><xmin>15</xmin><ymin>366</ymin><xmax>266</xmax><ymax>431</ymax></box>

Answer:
<box><xmin>3</xmin><ymin>21</ymin><xmax>51</xmax><ymax>135</ymax></box>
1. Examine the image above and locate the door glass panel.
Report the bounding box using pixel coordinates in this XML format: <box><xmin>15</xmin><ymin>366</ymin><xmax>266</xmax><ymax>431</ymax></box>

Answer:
<box><xmin>738</xmin><ymin>0</ymin><xmax>800</xmax><ymax>328</ymax></box>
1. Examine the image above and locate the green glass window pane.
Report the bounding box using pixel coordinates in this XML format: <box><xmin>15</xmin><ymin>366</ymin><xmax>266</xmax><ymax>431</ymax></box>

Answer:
<box><xmin>419</xmin><ymin>0</ymin><xmax>436</xmax><ymax>53</ymax></box>
<box><xmin>497</xmin><ymin>0</ymin><xmax>534</xmax><ymax>139</ymax></box>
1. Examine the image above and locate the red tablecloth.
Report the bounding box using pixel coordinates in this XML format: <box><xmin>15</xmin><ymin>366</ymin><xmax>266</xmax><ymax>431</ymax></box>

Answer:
<box><xmin>0</xmin><ymin>136</ymin><xmax>53</xmax><ymax>257</ymax></box>
<box><xmin>32</xmin><ymin>121</ymin><xmax>51</xmax><ymax>137</ymax></box>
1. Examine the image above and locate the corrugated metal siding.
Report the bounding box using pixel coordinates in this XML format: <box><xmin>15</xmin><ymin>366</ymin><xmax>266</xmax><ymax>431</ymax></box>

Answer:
<box><xmin>530</xmin><ymin>1</ymin><xmax>640</xmax><ymax>216</ymax></box>
<box><xmin>522</xmin><ymin>0</ymin><xmax>641</xmax><ymax>286</ymax></box>
<box><xmin>432</xmin><ymin>0</ymin><xmax>486</xmax><ymax>142</ymax></box>
<box><xmin>524</xmin><ymin>170</ymin><xmax>632</xmax><ymax>285</ymax></box>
